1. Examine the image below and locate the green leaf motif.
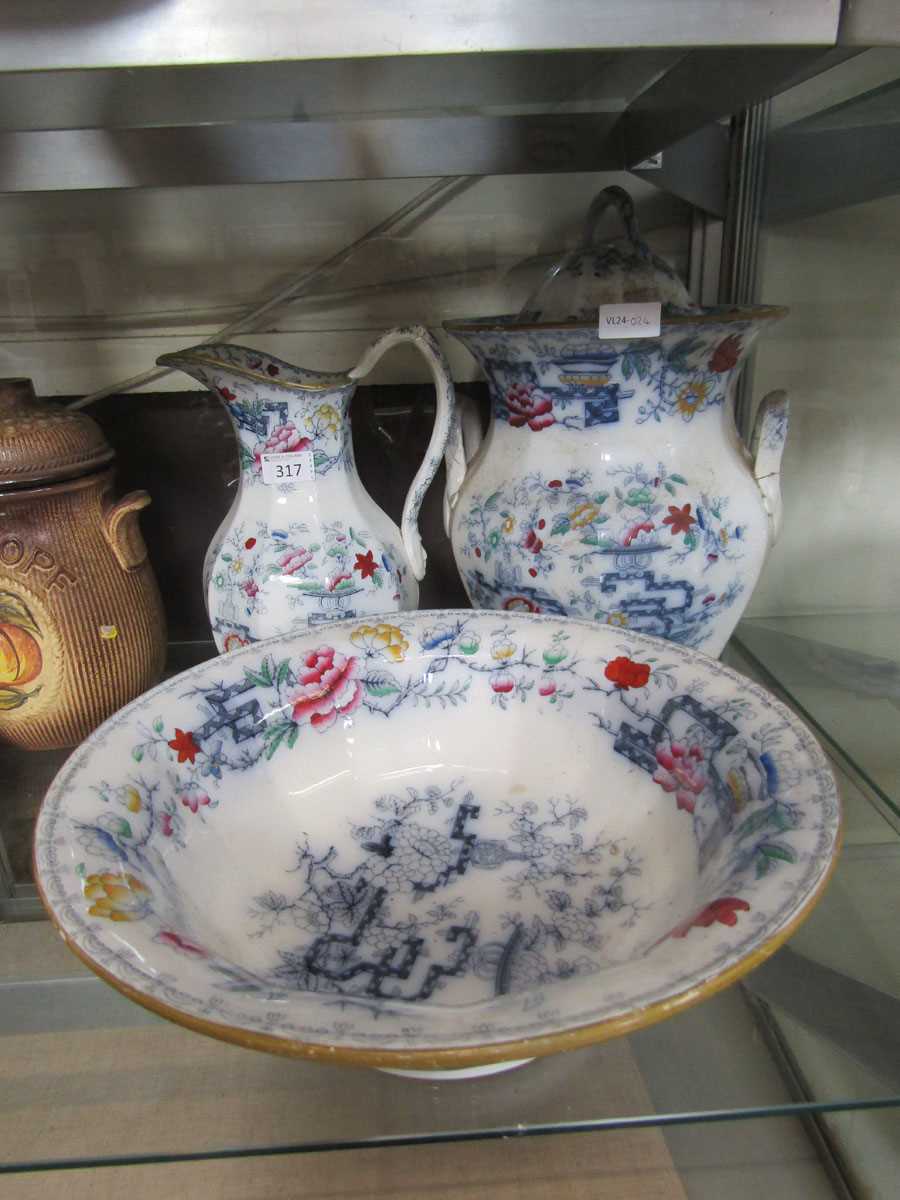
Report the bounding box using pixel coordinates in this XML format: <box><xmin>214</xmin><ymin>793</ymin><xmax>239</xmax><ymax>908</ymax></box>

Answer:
<box><xmin>669</xmin><ymin>474</ymin><xmax>688</xmax><ymax>485</ymax></box>
<box><xmin>131</xmin><ymin>746</ymin><xmax>144</xmax><ymax>762</ymax></box>
<box><xmin>551</xmin><ymin>517</ymin><xmax>570</xmax><ymax>537</ymax></box>
<box><xmin>759</xmin><ymin>842</ymin><xmax>796</xmax><ymax>864</ymax></box>
<box><xmin>275</xmin><ymin>659</ymin><xmax>292</xmax><ymax>688</ymax></box>
<box><xmin>484</xmin><ymin>492</ymin><xmax>501</xmax><ymax>510</ymax></box>
<box><xmin>153</xmin><ymin>718</ymin><xmax>164</xmax><ymax>734</ymax></box>
<box><xmin>0</xmin><ymin>590</ymin><xmax>41</xmax><ymax>636</ymax></box>
<box><xmin>365</xmin><ymin>673</ymin><xmax>401</xmax><ymax>698</ymax></box>
<box><xmin>287</xmin><ymin>725</ymin><xmax>300</xmax><ymax>750</ymax></box>
<box><xmin>735</xmin><ymin>806</ymin><xmax>774</xmax><ymax>840</ymax></box>
<box><xmin>664</xmin><ymin>481</ymin><xmax>676</xmax><ymax>496</ymax></box>
<box><xmin>116</xmin><ymin>819</ymin><xmax>133</xmax><ymax>840</ymax></box>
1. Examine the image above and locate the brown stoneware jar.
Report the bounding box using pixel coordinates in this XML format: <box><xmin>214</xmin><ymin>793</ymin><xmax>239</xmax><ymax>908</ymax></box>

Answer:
<box><xmin>0</xmin><ymin>379</ymin><xmax>166</xmax><ymax>750</ymax></box>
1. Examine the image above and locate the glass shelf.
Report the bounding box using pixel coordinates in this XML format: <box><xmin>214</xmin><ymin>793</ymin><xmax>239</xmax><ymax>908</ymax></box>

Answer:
<box><xmin>0</xmin><ymin>629</ymin><xmax>897</xmax><ymax>1186</ymax></box>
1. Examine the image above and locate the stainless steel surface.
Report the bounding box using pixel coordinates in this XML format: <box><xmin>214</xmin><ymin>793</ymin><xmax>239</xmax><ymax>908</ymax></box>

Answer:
<box><xmin>838</xmin><ymin>0</ymin><xmax>900</xmax><ymax>46</ymax></box>
<box><xmin>620</xmin><ymin>48</ymin><xmax>833</xmax><ymax>167</ymax></box>
<box><xmin>0</xmin><ymin>2</ymin><xmax>843</xmax><ymax>74</ymax></box>
<box><xmin>630</xmin><ymin>122</ymin><xmax>730</xmax><ymax>216</ymax></box>
<box><xmin>0</xmin><ymin>52</ymin><xmax>677</xmax><ymax>133</ymax></box>
<box><xmin>0</xmin><ymin>114</ymin><xmax>623</xmax><ymax>193</ymax></box>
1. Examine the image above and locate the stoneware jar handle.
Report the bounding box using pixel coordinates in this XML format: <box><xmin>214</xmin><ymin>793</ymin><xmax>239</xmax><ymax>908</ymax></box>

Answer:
<box><xmin>750</xmin><ymin>390</ymin><xmax>790</xmax><ymax>544</ymax></box>
<box><xmin>442</xmin><ymin>393</ymin><xmax>483</xmax><ymax>537</ymax></box>
<box><xmin>349</xmin><ymin>326</ymin><xmax>458</xmax><ymax>581</ymax></box>
<box><xmin>103</xmin><ymin>491</ymin><xmax>152</xmax><ymax>571</ymax></box>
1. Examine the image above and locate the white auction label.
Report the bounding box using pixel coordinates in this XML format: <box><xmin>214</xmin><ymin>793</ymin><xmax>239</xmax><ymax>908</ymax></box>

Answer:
<box><xmin>261</xmin><ymin>450</ymin><xmax>316</xmax><ymax>485</ymax></box>
<box><xmin>598</xmin><ymin>302</ymin><xmax>661</xmax><ymax>339</ymax></box>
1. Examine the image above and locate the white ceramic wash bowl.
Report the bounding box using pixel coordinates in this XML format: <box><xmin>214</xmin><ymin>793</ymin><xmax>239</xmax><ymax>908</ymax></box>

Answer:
<box><xmin>34</xmin><ymin>612</ymin><xmax>840</xmax><ymax>1075</ymax></box>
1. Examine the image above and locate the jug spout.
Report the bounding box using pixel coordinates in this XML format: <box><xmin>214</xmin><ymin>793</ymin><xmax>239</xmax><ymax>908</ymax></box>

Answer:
<box><xmin>750</xmin><ymin>390</ymin><xmax>789</xmax><ymax>544</ymax></box>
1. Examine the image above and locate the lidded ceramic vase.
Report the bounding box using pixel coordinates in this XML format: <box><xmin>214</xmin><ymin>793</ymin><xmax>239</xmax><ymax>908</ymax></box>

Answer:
<box><xmin>0</xmin><ymin>380</ymin><xmax>166</xmax><ymax>750</ymax></box>
<box><xmin>158</xmin><ymin>326</ymin><xmax>463</xmax><ymax>653</ymax></box>
<box><xmin>443</xmin><ymin>187</ymin><xmax>789</xmax><ymax>657</ymax></box>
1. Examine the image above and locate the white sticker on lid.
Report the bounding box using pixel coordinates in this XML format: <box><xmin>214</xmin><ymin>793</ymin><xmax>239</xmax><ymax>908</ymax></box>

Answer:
<box><xmin>261</xmin><ymin>450</ymin><xmax>315</xmax><ymax>485</ymax></box>
<box><xmin>598</xmin><ymin>302</ymin><xmax>661</xmax><ymax>339</ymax></box>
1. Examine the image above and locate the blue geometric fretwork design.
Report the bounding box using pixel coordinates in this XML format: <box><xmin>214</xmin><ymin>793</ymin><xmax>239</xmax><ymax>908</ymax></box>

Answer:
<box><xmin>593</xmin><ymin>570</ymin><xmax>695</xmax><ymax>639</ymax></box>
<box><xmin>194</xmin><ymin>680</ymin><xmax>265</xmax><ymax>744</ymax></box>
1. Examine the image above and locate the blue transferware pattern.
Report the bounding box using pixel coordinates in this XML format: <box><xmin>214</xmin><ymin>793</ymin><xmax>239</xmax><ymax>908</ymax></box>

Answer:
<box><xmin>445</xmin><ymin>310</ymin><xmax>788</xmax><ymax>658</ymax></box>
<box><xmin>157</xmin><ymin>328</ymin><xmax>464</xmax><ymax>654</ymax></box>
<box><xmin>35</xmin><ymin>612</ymin><xmax>839</xmax><ymax>1062</ymax></box>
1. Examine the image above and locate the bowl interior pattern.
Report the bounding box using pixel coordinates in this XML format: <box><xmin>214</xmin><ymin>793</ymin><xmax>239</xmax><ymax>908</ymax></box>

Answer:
<box><xmin>34</xmin><ymin>612</ymin><xmax>840</xmax><ymax>1063</ymax></box>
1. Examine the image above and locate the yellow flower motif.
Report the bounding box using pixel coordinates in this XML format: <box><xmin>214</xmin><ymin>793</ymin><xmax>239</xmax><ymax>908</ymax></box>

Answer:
<box><xmin>719</xmin><ymin>528</ymin><xmax>729</xmax><ymax>546</ymax></box>
<box><xmin>676</xmin><ymin>378</ymin><xmax>711</xmax><ymax>417</ymax></box>
<box><xmin>82</xmin><ymin>872</ymin><xmax>151</xmax><ymax>922</ymax></box>
<box><xmin>350</xmin><ymin>622</ymin><xmax>409</xmax><ymax>663</ymax></box>
<box><xmin>569</xmin><ymin>502</ymin><xmax>601</xmax><ymax>530</ymax></box>
<box><xmin>502</xmin><ymin>517</ymin><xmax>515</xmax><ymax>534</ymax></box>
<box><xmin>311</xmin><ymin>403</ymin><xmax>341</xmax><ymax>436</ymax></box>
<box><xmin>606</xmin><ymin>611</ymin><xmax>629</xmax><ymax>628</ymax></box>
<box><xmin>491</xmin><ymin>639</ymin><xmax>516</xmax><ymax>661</ymax></box>
<box><xmin>124</xmin><ymin>787</ymin><xmax>142</xmax><ymax>814</ymax></box>
<box><xmin>231</xmin><ymin>558</ymin><xmax>244</xmax><ymax>573</ymax></box>
<box><xmin>726</xmin><ymin>769</ymin><xmax>747</xmax><ymax>812</ymax></box>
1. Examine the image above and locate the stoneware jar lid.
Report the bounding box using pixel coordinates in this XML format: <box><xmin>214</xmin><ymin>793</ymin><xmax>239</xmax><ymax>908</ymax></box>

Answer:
<box><xmin>0</xmin><ymin>378</ymin><xmax>114</xmax><ymax>488</ymax></box>
<box><xmin>518</xmin><ymin>185</ymin><xmax>699</xmax><ymax>323</ymax></box>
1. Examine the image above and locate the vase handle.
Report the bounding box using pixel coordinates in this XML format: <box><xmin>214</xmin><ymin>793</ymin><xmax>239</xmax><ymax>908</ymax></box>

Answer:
<box><xmin>442</xmin><ymin>393</ymin><xmax>483</xmax><ymax>537</ymax></box>
<box><xmin>349</xmin><ymin>326</ymin><xmax>459</xmax><ymax>581</ymax></box>
<box><xmin>751</xmin><ymin>390</ymin><xmax>790</xmax><ymax>544</ymax></box>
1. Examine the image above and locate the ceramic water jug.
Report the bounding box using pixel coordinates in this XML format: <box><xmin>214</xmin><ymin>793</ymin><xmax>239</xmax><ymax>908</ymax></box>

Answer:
<box><xmin>443</xmin><ymin>188</ymin><xmax>789</xmax><ymax>657</ymax></box>
<box><xmin>158</xmin><ymin>328</ymin><xmax>462</xmax><ymax>653</ymax></box>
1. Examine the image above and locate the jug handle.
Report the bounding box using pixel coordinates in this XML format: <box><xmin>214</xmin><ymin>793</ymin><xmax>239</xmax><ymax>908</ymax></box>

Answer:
<box><xmin>442</xmin><ymin>394</ymin><xmax>483</xmax><ymax>537</ymax></box>
<box><xmin>103</xmin><ymin>491</ymin><xmax>152</xmax><ymax>571</ymax></box>
<box><xmin>349</xmin><ymin>325</ymin><xmax>461</xmax><ymax>581</ymax></box>
<box><xmin>750</xmin><ymin>390</ymin><xmax>789</xmax><ymax>544</ymax></box>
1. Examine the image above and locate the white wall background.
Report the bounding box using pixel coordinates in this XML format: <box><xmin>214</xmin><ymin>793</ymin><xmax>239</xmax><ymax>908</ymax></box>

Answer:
<box><xmin>749</xmin><ymin>193</ymin><xmax>900</xmax><ymax>618</ymax></box>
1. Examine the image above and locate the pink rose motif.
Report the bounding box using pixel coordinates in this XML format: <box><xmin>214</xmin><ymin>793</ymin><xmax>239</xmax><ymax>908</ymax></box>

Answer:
<box><xmin>242</xmin><ymin>579</ymin><xmax>260</xmax><ymax>598</ymax></box>
<box><xmin>156</xmin><ymin>930</ymin><xmax>209</xmax><ymax>957</ymax></box>
<box><xmin>289</xmin><ymin>647</ymin><xmax>362</xmax><ymax>732</ymax></box>
<box><xmin>490</xmin><ymin>674</ymin><xmax>515</xmax><ymax>694</ymax></box>
<box><xmin>160</xmin><ymin>812</ymin><xmax>174</xmax><ymax>837</ymax></box>
<box><xmin>180</xmin><ymin>792</ymin><xmax>211</xmax><ymax>814</ymax></box>
<box><xmin>505</xmin><ymin>382</ymin><xmax>555</xmax><ymax>431</ymax></box>
<box><xmin>253</xmin><ymin>423</ymin><xmax>312</xmax><ymax>469</ymax></box>
<box><xmin>538</xmin><ymin>679</ymin><xmax>557</xmax><ymax>697</ymax></box>
<box><xmin>278</xmin><ymin>547</ymin><xmax>314</xmax><ymax>576</ymax></box>
<box><xmin>653</xmin><ymin>743</ymin><xmax>706</xmax><ymax>814</ymax></box>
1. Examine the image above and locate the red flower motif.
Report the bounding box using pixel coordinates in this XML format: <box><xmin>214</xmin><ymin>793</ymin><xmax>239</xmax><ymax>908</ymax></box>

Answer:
<box><xmin>505</xmin><ymin>383</ymin><xmax>555</xmax><ymax>431</ymax></box>
<box><xmin>244</xmin><ymin>537</ymin><xmax>257</xmax><ymax>550</ymax></box>
<box><xmin>257</xmin><ymin>422</ymin><xmax>311</xmax><ymax>462</ymax></box>
<box><xmin>490</xmin><ymin>674</ymin><xmax>515</xmax><ymax>694</ymax></box>
<box><xmin>168</xmin><ymin>728</ymin><xmax>200</xmax><ymax>764</ymax></box>
<box><xmin>623</xmin><ymin>520</ymin><xmax>655</xmax><ymax>547</ymax></box>
<box><xmin>528</xmin><ymin>567</ymin><xmax>538</xmax><ymax>577</ymax></box>
<box><xmin>266</xmin><ymin>363</ymin><xmax>280</xmax><ymax>376</ymax></box>
<box><xmin>242</xmin><ymin>579</ymin><xmax>260</xmax><ymax>598</ymax></box>
<box><xmin>671</xmin><ymin>897</ymin><xmax>750</xmax><ymax>938</ymax></box>
<box><xmin>160</xmin><ymin>813</ymin><xmax>174</xmax><ymax>837</ymax></box>
<box><xmin>708</xmin><ymin>334</ymin><xmax>743</xmax><ymax>374</ymax></box>
<box><xmin>663</xmin><ymin>503</ymin><xmax>696</xmax><ymax>537</ymax></box>
<box><xmin>539</xmin><ymin>680</ymin><xmax>557</xmax><ymax>697</ymax></box>
<box><xmin>503</xmin><ymin>596</ymin><xmax>541</xmax><ymax>613</ymax></box>
<box><xmin>180</xmin><ymin>791</ymin><xmax>211</xmax><ymax>814</ymax></box>
<box><xmin>278</xmin><ymin>547</ymin><xmax>313</xmax><ymax>576</ymax></box>
<box><xmin>218</xmin><ymin>386</ymin><xmax>236</xmax><ymax>403</ymax></box>
<box><xmin>537</xmin><ymin>518</ymin><xmax>546</xmax><ymax>530</ymax></box>
<box><xmin>474</xmin><ymin>547</ymin><xmax>482</xmax><ymax>557</ymax></box>
<box><xmin>604</xmin><ymin>657</ymin><xmax>651</xmax><ymax>690</ymax></box>
<box><xmin>548</xmin><ymin>479</ymin><xmax>562</xmax><ymax>489</ymax></box>
<box><xmin>289</xmin><ymin>647</ymin><xmax>362</xmax><ymax>732</ymax></box>
<box><xmin>354</xmin><ymin>550</ymin><xmax>378</xmax><ymax>580</ymax></box>
<box><xmin>653</xmin><ymin>742</ymin><xmax>706</xmax><ymax>813</ymax></box>
<box><xmin>522</xmin><ymin>529</ymin><xmax>544</xmax><ymax>554</ymax></box>
<box><xmin>156</xmin><ymin>930</ymin><xmax>209</xmax><ymax>957</ymax></box>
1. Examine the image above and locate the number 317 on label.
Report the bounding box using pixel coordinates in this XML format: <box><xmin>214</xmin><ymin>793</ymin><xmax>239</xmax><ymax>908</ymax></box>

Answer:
<box><xmin>261</xmin><ymin>450</ymin><xmax>316</xmax><ymax>484</ymax></box>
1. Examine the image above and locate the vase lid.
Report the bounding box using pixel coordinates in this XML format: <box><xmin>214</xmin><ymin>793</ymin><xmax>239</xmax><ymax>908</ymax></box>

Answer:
<box><xmin>0</xmin><ymin>378</ymin><xmax>114</xmax><ymax>489</ymax></box>
<box><xmin>517</xmin><ymin>185</ymin><xmax>698</xmax><ymax>323</ymax></box>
